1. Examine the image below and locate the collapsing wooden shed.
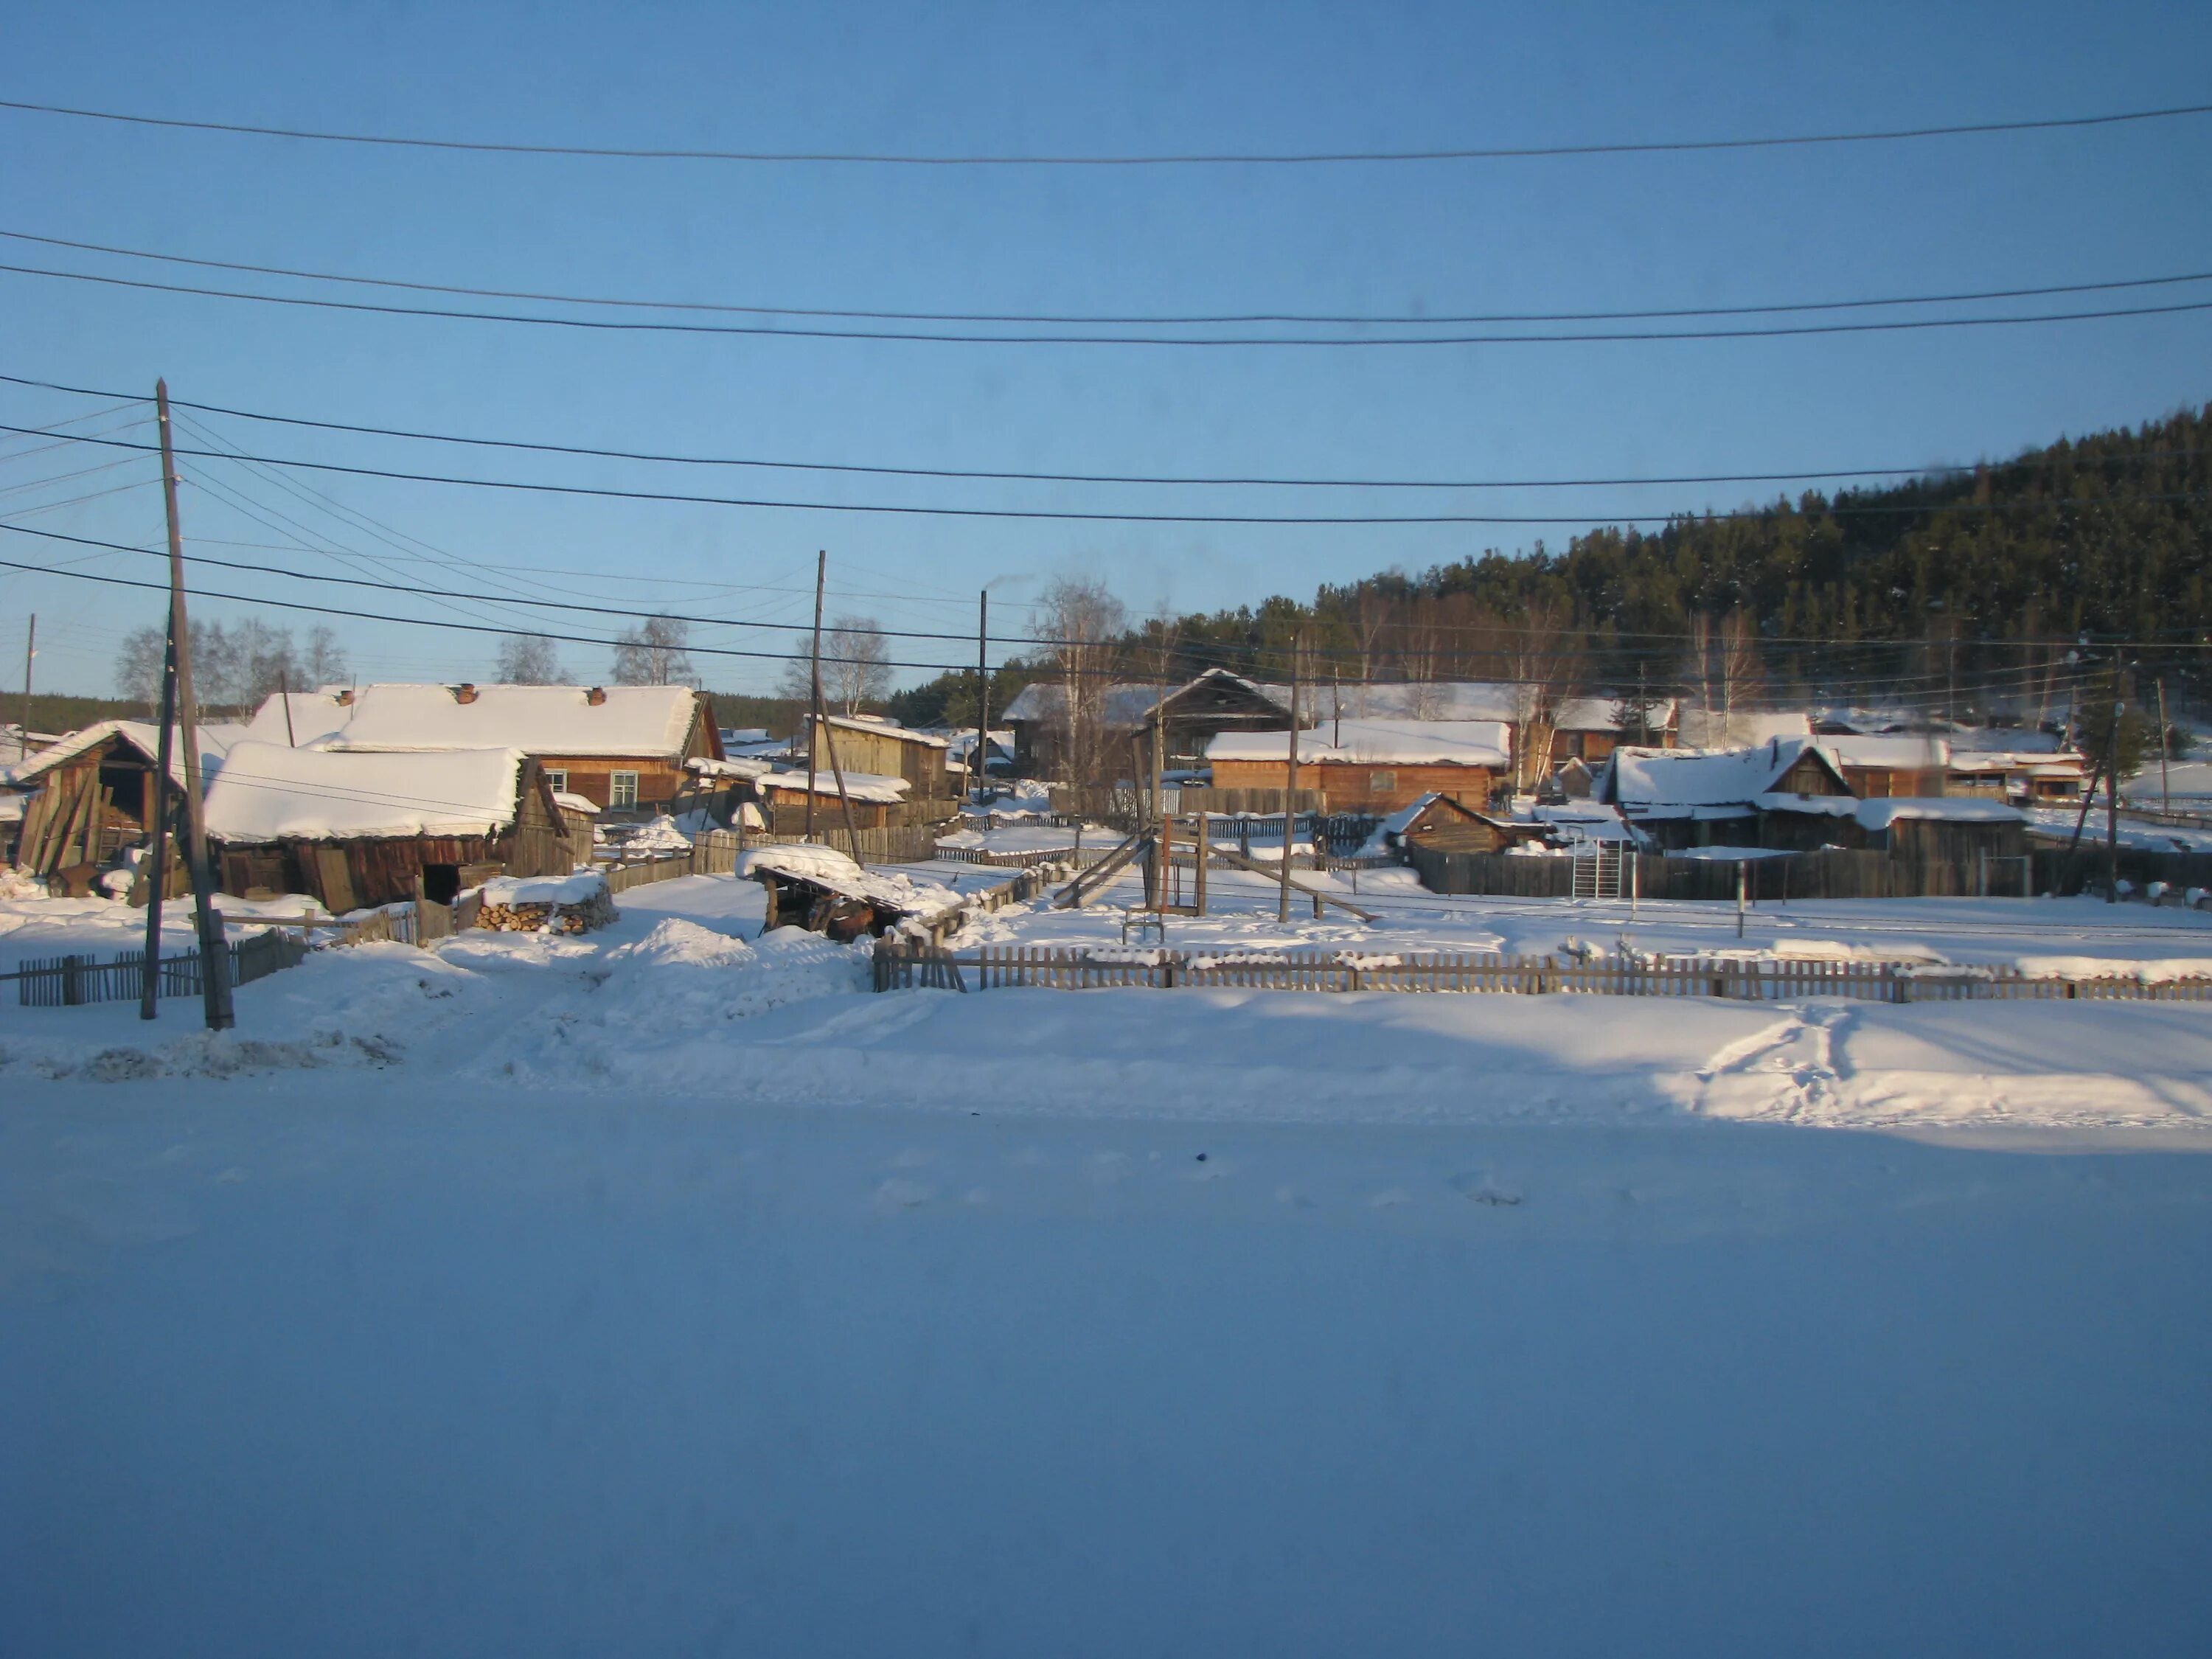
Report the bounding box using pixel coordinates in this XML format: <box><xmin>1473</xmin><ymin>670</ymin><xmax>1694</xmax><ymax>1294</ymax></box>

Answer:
<box><xmin>747</xmin><ymin>844</ymin><xmax>952</xmax><ymax>942</ymax></box>
<box><xmin>203</xmin><ymin>742</ymin><xmax>575</xmax><ymax>911</ymax></box>
<box><xmin>3</xmin><ymin>720</ymin><xmax>227</xmax><ymax>885</ymax></box>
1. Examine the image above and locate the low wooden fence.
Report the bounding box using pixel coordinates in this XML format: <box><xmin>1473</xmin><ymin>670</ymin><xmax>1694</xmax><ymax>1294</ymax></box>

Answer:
<box><xmin>932</xmin><ymin>842</ymin><xmax>1120</xmax><ymax>870</ymax></box>
<box><xmin>872</xmin><ymin>942</ymin><xmax>2212</xmax><ymax>1003</ymax></box>
<box><xmin>13</xmin><ymin>928</ymin><xmax>310</xmax><ymax>1008</ymax></box>
<box><xmin>1409</xmin><ymin>845</ymin><xmax>2037</xmax><ymax>902</ymax></box>
<box><xmin>908</xmin><ymin>860</ymin><xmax>1077</xmax><ymax>946</ymax></box>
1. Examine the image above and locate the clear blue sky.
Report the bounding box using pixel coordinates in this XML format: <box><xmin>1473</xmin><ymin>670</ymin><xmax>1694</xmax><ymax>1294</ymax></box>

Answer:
<box><xmin>2</xmin><ymin>0</ymin><xmax>2208</xmax><ymax>700</ymax></box>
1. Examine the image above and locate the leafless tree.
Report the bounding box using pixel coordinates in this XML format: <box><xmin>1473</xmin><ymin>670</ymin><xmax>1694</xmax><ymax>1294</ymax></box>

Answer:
<box><xmin>613</xmin><ymin>614</ymin><xmax>698</xmax><ymax>686</ymax></box>
<box><xmin>1717</xmin><ymin>608</ymin><xmax>1762</xmax><ymax>727</ymax></box>
<box><xmin>1505</xmin><ymin>597</ymin><xmax>1583</xmax><ymax>791</ymax></box>
<box><xmin>822</xmin><ymin>616</ymin><xmax>892</xmax><ymax>716</ymax></box>
<box><xmin>498</xmin><ymin>632</ymin><xmax>568</xmax><ymax>685</ymax></box>
<box><xmin>1038</xmin><ymin>575</ymin><xmax>1127</xmax><ymax>788</ymax></box>
<box><xmin>301</xmin><ymin>625</ymin><xmax>349</xmax><ymax>689</ymax></box>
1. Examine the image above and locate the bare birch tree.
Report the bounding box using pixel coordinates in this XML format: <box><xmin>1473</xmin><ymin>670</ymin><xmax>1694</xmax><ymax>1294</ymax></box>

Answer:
<box><xmin>1038</xmin><ymin>575</ymin><xmax>1126</xmax><ymax>788</ymax></box>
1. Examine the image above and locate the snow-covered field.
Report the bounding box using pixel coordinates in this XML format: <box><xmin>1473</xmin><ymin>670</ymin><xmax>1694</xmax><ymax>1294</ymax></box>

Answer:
<box><xmin>7</xmin><ymin>866</ymin><xmax>2212</xmax><ymax>1654</ymax></box>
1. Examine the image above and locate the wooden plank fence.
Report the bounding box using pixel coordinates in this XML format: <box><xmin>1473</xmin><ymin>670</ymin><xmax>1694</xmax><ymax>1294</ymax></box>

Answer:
<box><xmin>13</xmin><ymin>928</ymin><xmax>310</xmax><ymax>1008</ymax></box>
<box><xmin>871</xmin><ymin>941</ymin><xmax>2212</xmax><ymax>1004</ymax></box>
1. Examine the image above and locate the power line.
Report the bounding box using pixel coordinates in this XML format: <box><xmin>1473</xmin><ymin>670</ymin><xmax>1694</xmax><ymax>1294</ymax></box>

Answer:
<box><xmin>6</xmin><ymin>524</ymin><xmax>2205</xmax><ymax>678</ymax></box>
<box><xmin>6</xmin><ymin>370</ymin><xmax>2200</xmax><ymax>495</ymax></box>
<box><xmin>4</xmin><ymin>93</ymin><xmax>2206</xmax><ymax>165</ymax></box>
<box><xmin>8</xmin><ymin>422</ymin><xmax>2206</xmax><ymax>526</ymax></box>
<box><xmin>8</xmin><ymin>259</ymin><xmax>2212</xmax><ymax>347</ymax></box>
<box><xmin>11</xmin><ymin>226</ymin><xmax>2212</xmax><ymax>330</ymax></box>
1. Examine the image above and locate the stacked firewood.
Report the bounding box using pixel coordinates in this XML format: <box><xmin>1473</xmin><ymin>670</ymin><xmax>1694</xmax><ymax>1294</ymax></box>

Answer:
<box><xmin>473</xmin><ymin>886</ymin><xmax>619</xmax><ymax>934</ymax></box>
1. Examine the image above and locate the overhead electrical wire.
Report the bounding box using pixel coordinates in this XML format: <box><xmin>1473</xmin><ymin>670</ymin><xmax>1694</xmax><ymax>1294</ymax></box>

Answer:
<box><xmin>8</xmin><ymin>259</ymin><xmax>2212</xmax><ymax>347</ymax></box>
<box><xmin>4</xmin><ymin>523</ymin><xmax>2202</xmax><ymax>683</ymax></box>
<box><xmin>8</xmin><ymin>228</ymin><xmax>2211</xmax><ymax>331</ymax></box>
<box><xmin>4</xmin><ymin>371</ymin><xmax>2197</xmax><ymax>495</ymax></box>
<box><xmin>3</xmin><ymin>93</ymin><xmax>2206</xmax><ymax>165</ymax></box>
<box><xmin>7</xmin><ymin>422</ymin><xmax>2204</xmax><ymax>526</ymax></box>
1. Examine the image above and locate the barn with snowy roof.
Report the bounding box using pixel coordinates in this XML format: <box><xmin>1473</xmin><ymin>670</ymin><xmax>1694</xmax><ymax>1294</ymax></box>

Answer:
<box><xmin>202</xmin><ymin>743</ymin><xmax>579</xmax><ymax>910</ymax></box>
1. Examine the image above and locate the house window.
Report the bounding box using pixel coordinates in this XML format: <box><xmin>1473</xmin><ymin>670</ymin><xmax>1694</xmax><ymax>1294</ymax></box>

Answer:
<box><xmin>610</xmin><ymin>771</ymin><xmax>639</xmax><ymax>808</ymax></box>
<box><xmin>543</xmin><ymin>768</ymin><xmax>568</xmax><ymax>794</ymax></box>
<box><xmin>1370</xmin><ymin>771</ymin><xmax>1397</xmax><ymax>793</ymax></box>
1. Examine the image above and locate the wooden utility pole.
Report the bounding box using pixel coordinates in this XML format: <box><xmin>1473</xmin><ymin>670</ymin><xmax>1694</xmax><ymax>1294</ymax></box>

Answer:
<box><xmin>2157</xmin><ymin>676</ymin><xmax>2171</xmax><ymax>815</ymax></box>
<box><xmin>804</xmin><ymin>552</ymin><xmax>825</xmax><ymax>843</ymax></box>
<box><xmin>139</xmin><ymin>620</ymin><xmax>178</xmax><ymax>1018</ymax></box>
<box><xmin>2105</xmin><ymin>688</ymin><xmax>2124</xmax><ymax>904</ymax></box>
<box><xmin>279</xmin><ymin>664</ymin><xmax>297</xmax><ymax>745</ymax></box>
<box><xmin>973</xmin><ymin>589</ymin><xmax>989</xmax><ymax>799</ymax></box>
<box><xmin>1279</xmin><ymin>631</ymin><xmax>1301</xmax><ymax>925</ymax></box>
<box><xmin>1148</xmin><ymin>681</ymin><xmax>1168</xmax><ymax>908</ymax></box>
<box><xmin>155</xmin><ymin>379</ymin><xmax>232</xmax><ymax>1029</ymax></box>
<box><xmin>14</xmin><ymin>612</ymin><xmax>31</xmax><ymax>757</ymax></box>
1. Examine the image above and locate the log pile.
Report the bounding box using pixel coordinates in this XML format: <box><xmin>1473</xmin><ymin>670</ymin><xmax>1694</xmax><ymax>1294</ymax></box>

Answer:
<box><xmin>473</xmin><ymin>884</ymin><xmax>617</xmax><ymax>934</ymax></box>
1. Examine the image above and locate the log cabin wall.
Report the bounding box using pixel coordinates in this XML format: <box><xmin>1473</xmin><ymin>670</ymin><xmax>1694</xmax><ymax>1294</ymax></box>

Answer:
<box><xmin>1208</xmin><ymin>758</ymin><xmax>1494</xmax><ymax>813</ymax></box>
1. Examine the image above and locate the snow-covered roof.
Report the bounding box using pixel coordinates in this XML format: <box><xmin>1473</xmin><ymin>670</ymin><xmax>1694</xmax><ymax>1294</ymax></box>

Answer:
<box><xmin>1950</xmin><ymin>749</ymin><xmax>2087</xmax><ymax>775</ymax></box>
<box><xmin>685</xmin><ymin>755</ymin><xmax>776</xmax><ymax>781</ymax></box>
<box><xmin>1207</xmin><ymin>718</ymin><xmax>1511</xmax><ymax>767</ymax></box>
<box><xmin>1608</xmin><ymin>740</ymin><xmax>1833</xmax><ymax>810</ymax></box>
<box><xmin>1676</xmin><ymin>708</ymin><xmax>1812</xmax><ymax>749</ymax></box>
<box><xmin>1854</xmin><ymin>798</ymin><xmax>2025</xmax><ymax>830</ymax></box>
<box><xmin>1004</xmin><ymin>675</ymin><xmax>1676</xmax><ymax>734</ymax></box>
<box><xmin>2</xmin><ymin>718</ymin><xmax>231</xmax><ymax>788</ymax></box>
<box><xmin>204</xmin><ymin>742</ymin><xmax>527</xmax><ymax>841</ymax></box>
<box><xmin>249</xmin><ymin>683</ymin><xmax>704</xmax><ymax>759</ymax></box>
<box><xmin>743</xmin><ymin>844</ymin><xmax>953</xmax><ymax>914</ymax></box>
<box><xmin>719</xmin><ymin>727</ymin><xmax>771</xmax><ymax>745</ymax></box>
<box><xmin>756</xmin><ymin>768</ymin><xmax>912</xmax><ymax>804</ymax></box>
<box><xmin>1949</xmin><ymin>726</ymin><xmax>2065</xmax><ymax>756</ymax></box>
<box><xmin>552</xmin><ymin>790</ymin><xmax>600</xmax><ymax>815</ymax></box>
<box><xmin>1823</xmin><ymin>735</ymin><xmax>1951</xmax><ymax>770</ymax></box>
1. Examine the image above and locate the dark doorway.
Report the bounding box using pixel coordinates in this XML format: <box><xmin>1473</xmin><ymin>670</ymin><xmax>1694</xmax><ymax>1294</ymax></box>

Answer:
<box><xmin>420</xmin><ymin>863</ymin><xmax>461</xmax><ymax>903</ymax></box>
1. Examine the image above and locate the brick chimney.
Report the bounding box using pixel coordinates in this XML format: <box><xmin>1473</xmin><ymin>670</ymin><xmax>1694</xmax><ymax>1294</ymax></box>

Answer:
<box><xmin>334</xmin><ymin>688</ymin><xmax>355</xmax><ymax>706</ymax></box>
<box><xmin>453</xmin><ymin>683</ymin><xmax>479</xmax><ymax>705</ymax></box>
<box><xmin>585</xmin><ymin>686</ymin><xmax>607</xmax><ymax>706</ymax></box>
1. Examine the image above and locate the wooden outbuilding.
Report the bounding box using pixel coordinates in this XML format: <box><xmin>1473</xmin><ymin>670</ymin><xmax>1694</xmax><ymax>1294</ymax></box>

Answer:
<box><xmin>204</xmin><ymin>742</ymin><xmax>573</xmax><ymax>910</ymax></box>
<box><xmin>4</xmin><ymin>719</ymin><xmax>232</xmax><ymax>882</ymax></box>
<box><xmin>804</xmin><ymin>714</ymin><xmax>955</xmax><ymax>801</ymax></box>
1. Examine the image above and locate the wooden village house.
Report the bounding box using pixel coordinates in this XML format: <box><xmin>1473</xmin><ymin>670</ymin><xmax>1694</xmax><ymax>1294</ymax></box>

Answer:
<box><xmin>1205</xmin><ymin>718</ymin><xmax>1512</xmax><ymax>813</ymax></box>
<box><xmin>242</xmin><ymin>683</ymin><xmax>725</xmax><ymax>815</ymax></box>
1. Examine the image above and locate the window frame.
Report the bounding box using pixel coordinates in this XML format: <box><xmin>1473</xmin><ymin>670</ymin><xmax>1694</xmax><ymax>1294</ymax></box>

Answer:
<box><xmin>609</xmin><ymin>770</ymin><xmax>640</xmax><ymax>808</ymax></box>
<box><xmin>543</xmin><ymin>766</ymin><xmax>568</xmax><ymax>795</ymax></box>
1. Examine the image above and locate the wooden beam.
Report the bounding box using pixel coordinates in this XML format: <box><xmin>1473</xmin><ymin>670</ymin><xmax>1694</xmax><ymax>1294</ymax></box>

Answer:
<box><xmin>1206</xmin><ymin>841</ymin><xmax>1377</xmax><ymax>922</ymax></box>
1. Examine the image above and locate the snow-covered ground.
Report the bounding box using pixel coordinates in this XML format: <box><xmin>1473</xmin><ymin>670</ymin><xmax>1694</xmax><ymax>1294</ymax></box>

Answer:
<box><xmin>7</xmin><ymin>868</ymin><xmax>2212</xmax><ymax>1653</ymax></box>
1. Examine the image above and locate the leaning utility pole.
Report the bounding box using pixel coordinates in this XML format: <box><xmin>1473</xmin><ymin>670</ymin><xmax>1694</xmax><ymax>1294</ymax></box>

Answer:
<box><xmin>809</xmin><ymin>551</ymin><xmax>865</xmax><ymax>864</ymax></box>
<box><xmin>1279</xmin><ymin>631</ymin><xmax>1301</xmax><ymax>925</ymax></box>
<box><xmin>804</xmin><ymin>552</ymin><xmax>825</xmax><ymax>843</ymax></box>
<box><xmin>139</xmin><ymin>620</ymin><xmax>178</xmax><ymax>1018</ymax></box>
<box><xmin>155</xmin><ymin>379</ymin><xmax>233</xmax><ymax>1029</ymax></box>
<box><xmin>15</xmin><ymin>612</ymin><xmax>32</xmax><ymax>757</ymax></box>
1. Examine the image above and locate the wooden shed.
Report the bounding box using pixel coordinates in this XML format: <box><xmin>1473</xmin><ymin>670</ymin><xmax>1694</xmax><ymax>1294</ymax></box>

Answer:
<box><xmin>204</xmin><ymin>742</ymin><xmax>572</xmax><ymax>910</ymax></box>
<box><xmin>805</xmin><ymin>715</ymin><xmax>955</xmax><ymax>801</ymax></box>
<box><xmin>1383</xmin><ymin>793</ymin><xmax>1548</xmax><ymax>855</ymax></box>
<box><xmin>4</xmin><ymin>719</ymin><xmax>228</xmax><ymax>883</ymax></box>
<box><xmin>748</xmin><ymin>844</ymin><xmax>951</xmax><ymax>941</ymax></box>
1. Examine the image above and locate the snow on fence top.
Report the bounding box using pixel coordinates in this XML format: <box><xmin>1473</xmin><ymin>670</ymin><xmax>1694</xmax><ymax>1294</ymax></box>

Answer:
<box><xmin>1208</xmin><ymin>719</ymin><xmax>1512</xmax><ymax>767</ymax></box>
<box><xmin>203</xmin><ymin>742</ymin><xmax>526</xmax><ymax>841</ymax></box>
<box><xmin>248</xmin><ymin>683</ymin><xmax>702</xmax><ymax>758</ymax></box>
